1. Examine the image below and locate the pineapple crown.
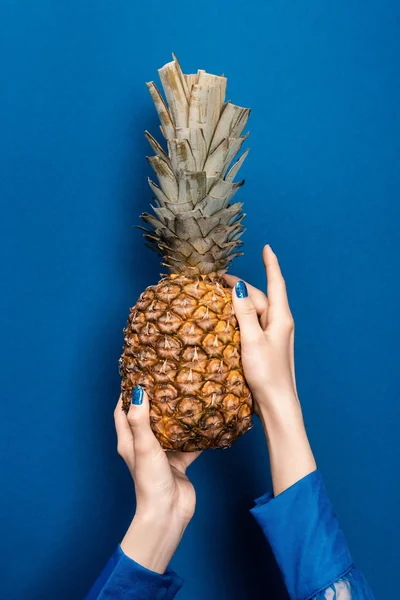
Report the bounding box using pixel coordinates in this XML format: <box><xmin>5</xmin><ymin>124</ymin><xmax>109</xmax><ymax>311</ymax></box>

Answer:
<box><xmin>140</xmin><ymin>54</ymin><xmax>251</xmax><ymax>275</ymax></box>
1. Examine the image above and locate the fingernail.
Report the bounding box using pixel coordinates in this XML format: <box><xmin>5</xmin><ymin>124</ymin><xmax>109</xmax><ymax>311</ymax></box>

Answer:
<box><xmin>235</xmin><ymin>280</ymin><xmax>248</xmax><ymax>299</ymax></box>
<box><xmin>132</xmin><ymin>385</ymin><xmax>144</xmax><ymax>405</ymax></box>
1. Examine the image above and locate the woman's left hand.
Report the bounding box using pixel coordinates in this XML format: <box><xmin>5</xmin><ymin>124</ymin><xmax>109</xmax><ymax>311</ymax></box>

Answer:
<box><xmin>114</xmin><ymin>387</ymin><xmax>201</xmax><ymax>573</ymax></box>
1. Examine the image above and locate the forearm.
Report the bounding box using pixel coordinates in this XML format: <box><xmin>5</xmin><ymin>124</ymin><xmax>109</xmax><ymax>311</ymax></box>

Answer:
<box><xmin>121</xmin><ymin>510</ymin><xmax>187</xmax><ymax>574</ymax></box>
<box><xmin>258</xmin><ymin>393</ymin><xmax>316</xmax><ymax>496</ymax></box>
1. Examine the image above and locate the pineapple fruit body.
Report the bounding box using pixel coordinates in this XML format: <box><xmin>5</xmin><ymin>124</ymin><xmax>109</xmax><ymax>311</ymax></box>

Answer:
<box><xmin>120</xmin><ymin>274</ymin><xmax>252</xmax><ymax>451</ymax></box>
<box><xmin>120</xmin><ymin>55</ymin><xmax>253</xmax><ymax>450</ymax></box>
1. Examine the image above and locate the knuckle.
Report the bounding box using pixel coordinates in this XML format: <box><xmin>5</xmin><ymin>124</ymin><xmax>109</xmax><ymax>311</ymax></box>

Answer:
<box><xmin>126</xmin><ymin>411</ymin><xmax>141</xmax><ymax>427</ymax></box>
<box><xmin>116</xmin><ymin>443</ymin><xmax>127</xmax><ymax>459</ymax></box>
<box><xmin>281</xmin><ymin>315</ymin><xmax>295</xmax><ymax>332</ymax></box>
<box><xmin>113</xmin><ymin>406</ymin><xmax>122</xmax><ymax>420</ymax></box>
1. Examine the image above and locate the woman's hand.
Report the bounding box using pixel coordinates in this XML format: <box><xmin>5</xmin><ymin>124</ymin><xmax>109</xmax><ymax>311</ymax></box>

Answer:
<box><xmin>114</xmin><ymin>388</ymin><xmax>201</xmax><ymax>573</ymax></box>
<box><xmin>224</xmin><ymin>245</ymin><xmax>316</xmax><ymax>495</ymax></box>
<box><xmin>224</xmin><ymin>244</ymin><xmax>298</xmax><ymax>416</ymax></box>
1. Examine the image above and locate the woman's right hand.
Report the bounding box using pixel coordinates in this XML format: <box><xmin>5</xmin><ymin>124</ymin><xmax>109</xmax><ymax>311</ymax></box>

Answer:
<box><xmin>114</xmin><ymin>388</ymin><xmax>201</xmax><ymax>573</ymax></box>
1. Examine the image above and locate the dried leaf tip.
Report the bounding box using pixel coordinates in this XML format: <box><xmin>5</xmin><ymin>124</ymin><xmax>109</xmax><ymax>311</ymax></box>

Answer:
<box><xmin>141</xmin><ymin>56</ymin><xmax>251</xmax><ymax>275</ymax></box>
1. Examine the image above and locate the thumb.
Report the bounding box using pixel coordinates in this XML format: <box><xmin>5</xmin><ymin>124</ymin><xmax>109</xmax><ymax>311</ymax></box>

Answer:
<box><xmin>126</xmin><ymin>385</ymin><xmax>159</xmax><ymax>455</ymax></box>
<box><xmin>232</xmin><ymin>280</ymin><xmax>262</xmax><ymax>342</ymax></box>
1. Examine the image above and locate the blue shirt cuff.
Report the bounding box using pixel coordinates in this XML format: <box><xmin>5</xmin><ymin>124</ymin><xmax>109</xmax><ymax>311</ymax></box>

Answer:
<box><xmin>250</xmin><ymin>470</ymin><xmax>353</xmax><ymax>600</ymax></box>
<box><xmin>85</xmin><ymin>544</ymin><xmax>183</xmax><ymax>600</ymax></box>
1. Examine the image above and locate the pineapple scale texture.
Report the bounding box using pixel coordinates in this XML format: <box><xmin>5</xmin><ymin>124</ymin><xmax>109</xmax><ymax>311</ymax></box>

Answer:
<box><xmin>120</xmin><ymin>274</ymin><xmax>252</xmax><ymax>451</ymax></box>
<box><xmin>120</xmin><ymin>55</ymin><xmax>253</xmax><ymax>450</ymax></box>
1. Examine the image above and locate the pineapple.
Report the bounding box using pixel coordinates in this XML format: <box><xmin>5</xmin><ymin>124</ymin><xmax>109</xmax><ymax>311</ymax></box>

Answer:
<box><xmin>120</xmin><ymin>55</ymin><xmax>253</xmax><ymax>451</ymax></box>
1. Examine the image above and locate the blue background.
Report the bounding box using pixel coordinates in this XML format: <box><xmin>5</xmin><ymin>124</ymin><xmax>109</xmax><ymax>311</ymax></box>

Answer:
<box><xmin>1</xmin><ymin>1</ymin><xmax>399</xmax><ymax>598</ymax></box>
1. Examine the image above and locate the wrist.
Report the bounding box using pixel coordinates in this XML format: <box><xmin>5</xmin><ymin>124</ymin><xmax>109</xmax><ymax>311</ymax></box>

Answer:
<box><xmin>255</xmin><ymin>390</ymin><xmax>302</xmax><ymax>428</ymax></box>
<box><xmin>258</xmin><ymin>394</ymin><xmax>310</xmax><ymax>451</ymax></box>
<box><xmin>257</xmin><ymin>396</ymin><xmax>317</xmax><ymax>496</ymax></box>
<box><xmin>135</xmin><ymin>504</ymin><xmax>192</xmax><ymax>532</ymax></box>
<box><xmin>135</xmin><ymin>497</ymin><xmax>194</xmax><ymax>528</ymax></box>
<box><xmin>121</xmin><ymin>509</ymin><xmax>189</xmax><ymax>574</ymax></box>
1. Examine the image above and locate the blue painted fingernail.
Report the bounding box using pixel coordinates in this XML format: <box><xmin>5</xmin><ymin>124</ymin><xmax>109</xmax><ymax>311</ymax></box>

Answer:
<box><xmin>132</xmin><ymin>385</ymin><xmax>144</xmax><ymax>405</ymax></box>
<box><xmin>235</xmin><ymin>280</ymin><xmax>248</xmax><ymax>298</ymax></box>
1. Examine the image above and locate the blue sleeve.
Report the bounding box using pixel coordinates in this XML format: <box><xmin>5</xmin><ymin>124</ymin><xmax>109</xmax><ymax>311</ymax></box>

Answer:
<box><xmin>84</xmin><ymin>544</ymin><xmax>183</xmax><ymax>600</ymax></box>
<box><xmin>250</xmin><ymin>470</ymin><xmax>375</xmax><ymax>600</ymax></box>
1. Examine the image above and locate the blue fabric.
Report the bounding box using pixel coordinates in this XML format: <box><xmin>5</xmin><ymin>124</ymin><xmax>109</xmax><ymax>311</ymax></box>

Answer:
<box><xmin>84</xmin><ymin>545</ymin><xmax>183</xmax><ymax>600</ymax></box>
<box><xmin>85</xmin><ymin>471</ymin><xmax>375</xmax><ymax>599</ymax></box>
<box><xmin>251</xmin><ymin>469</ymin><xmax>375</xmax><ymax>599</ymax></box>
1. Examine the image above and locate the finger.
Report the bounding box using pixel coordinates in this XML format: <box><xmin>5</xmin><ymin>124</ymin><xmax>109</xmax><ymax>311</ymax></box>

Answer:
<box><xmin>262</xmin><ymin>245</ymin><xmax>293</xmax><ymax>326</ymax></box>
<box><xmin>223</xmin><ymin>273</ymin><xmax>269</xmax><ymax>314</ymax></box>
<box><xmin>114</xmin><ymin>394</ymin><xmax>134</xmax><ymax>461</ymax></box>
<box><xmin>167</xmin><ymin>450</ymin><xmax>202</xmax><ymax>473</ymax></box>
<box><xmin>231</xmin><ymin>280</ymin><xmax>263</xmax><ymax>342</ymax></box>
<box><xmin>126</xmin><ymin>386</ymin><xmax>160</xmax><ymax>456</ymax></box>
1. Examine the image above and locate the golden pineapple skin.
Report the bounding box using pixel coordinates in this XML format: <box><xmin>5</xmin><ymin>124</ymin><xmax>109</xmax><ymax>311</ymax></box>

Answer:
<box><xmin>120</xmin><ymin>273</ymin><xmax>253</xmax><ymax>451</ymax></box>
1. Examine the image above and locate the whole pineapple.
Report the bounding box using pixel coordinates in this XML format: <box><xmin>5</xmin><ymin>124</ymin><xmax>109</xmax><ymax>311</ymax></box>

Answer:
<box><xmin>120</xmin><ymin>55</ymin><xmax>252</xmax><ymax>451</ymax></box>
